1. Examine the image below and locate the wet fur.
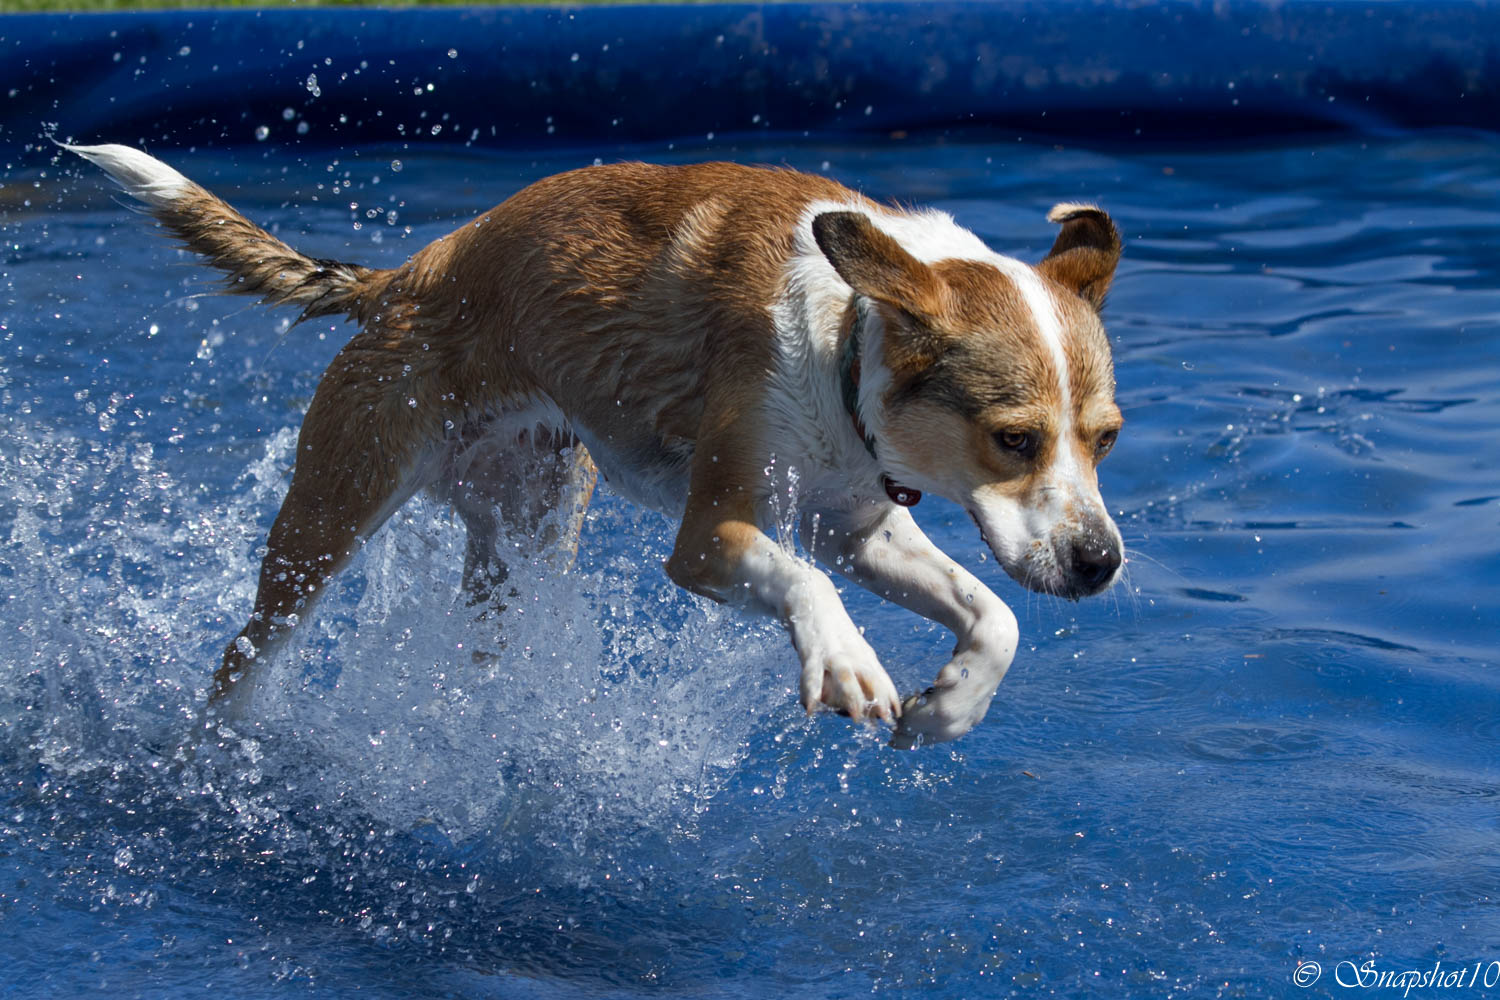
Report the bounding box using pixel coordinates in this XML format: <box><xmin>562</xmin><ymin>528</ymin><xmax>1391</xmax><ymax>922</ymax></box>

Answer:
<box><xmin>68</xmin><ymin>143</ymin><xmax>1125</xmax><ymax>747</ymax></box>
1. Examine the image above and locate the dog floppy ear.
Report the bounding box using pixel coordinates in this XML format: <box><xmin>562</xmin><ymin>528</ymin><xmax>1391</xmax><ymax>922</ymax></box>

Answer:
<box><xmin>1037</xmin><ymin>203</ymin><xmax>1121</xmax><ymax>312</ymax></box>
<box><xmin>812</xmin><ymin>211</ymin><xmax>945</xmax><ymax>324</ymax></box>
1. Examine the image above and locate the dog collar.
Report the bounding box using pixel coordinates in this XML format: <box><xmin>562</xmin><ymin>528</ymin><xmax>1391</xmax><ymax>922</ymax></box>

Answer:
<box><xmin>840</xmin><ymin>310</ymin><xmax>922</xmax><ymax>508</ymax></box>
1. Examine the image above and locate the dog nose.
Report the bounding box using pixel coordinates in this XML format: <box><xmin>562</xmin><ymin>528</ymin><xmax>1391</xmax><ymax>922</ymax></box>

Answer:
<box><xmin>1071</xmin><ymin>537</ymin><xmax>1121</xmax><ymax>591</ymax></box>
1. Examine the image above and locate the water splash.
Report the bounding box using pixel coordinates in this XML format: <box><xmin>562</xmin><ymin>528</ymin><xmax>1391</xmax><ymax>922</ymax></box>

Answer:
<box><xmin>0</xmin><ymin>398</ymin><xmax>795</xmax><ymax>860</ymax></box>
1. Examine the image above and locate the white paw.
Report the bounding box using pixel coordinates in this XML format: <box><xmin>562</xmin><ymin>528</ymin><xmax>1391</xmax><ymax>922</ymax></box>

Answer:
<box><xmin>797</xmin><ymin>625</ymin><xmax>902</xmax><ymax>724</ymax></box>
<box><xmin>890</xmin><ymin>622</ymin><xmax>1015</xmax><ymax>748</ymax></box>
<box><xmin>889</xmin><ymin>674</ymin><xmax>995</xmax><ymax>748</ymax></box>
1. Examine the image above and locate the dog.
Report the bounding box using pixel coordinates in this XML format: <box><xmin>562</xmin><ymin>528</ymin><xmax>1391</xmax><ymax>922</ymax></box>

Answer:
<box><xmin>67</xmin><ymin>143</ymin><xmax>1124</xmax><ymax>748</ymax></box>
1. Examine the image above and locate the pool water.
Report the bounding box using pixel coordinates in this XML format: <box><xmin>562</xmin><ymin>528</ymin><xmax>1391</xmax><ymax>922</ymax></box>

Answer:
<box><xmin>1</xmin><ymin>132</ymin><xmax>1497</xmax><ymax>997</ymax></box>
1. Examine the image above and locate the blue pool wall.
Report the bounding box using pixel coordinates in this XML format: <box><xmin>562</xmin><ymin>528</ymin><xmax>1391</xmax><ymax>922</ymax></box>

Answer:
<box><xmin>4</xmin><ymin>1</ymin><xmax>1499</xmax><ymax>153</ymax></box>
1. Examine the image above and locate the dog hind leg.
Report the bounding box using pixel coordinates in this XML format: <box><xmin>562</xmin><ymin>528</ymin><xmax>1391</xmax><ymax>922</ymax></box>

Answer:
<box><xmin>207</xmin><ymin>349</ymin><xmax>449</xmax><ymax>727</ymax></box>
<box><xmin>444</xmin><ymin>427</ymin><xmax>597</xmax><ymax>611</ymax></box>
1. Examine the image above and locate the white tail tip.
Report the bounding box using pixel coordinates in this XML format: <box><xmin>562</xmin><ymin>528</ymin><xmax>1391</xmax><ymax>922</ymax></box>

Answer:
<box><xmin>64</xmin><ymin>142</ymin><xmax>193</xmax><ymax>209</ymax></box>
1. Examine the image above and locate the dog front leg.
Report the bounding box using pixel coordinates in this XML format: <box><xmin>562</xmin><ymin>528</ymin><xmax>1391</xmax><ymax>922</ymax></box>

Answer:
<box><xmin>805</xmin><ymin>505</ymin><xmax>1019</xmax><ymax>747</ymax></box>
<box><xmin>666</xmin><ymin>495</ymin><xmax>902</xmax><ymax>723</ymax></box>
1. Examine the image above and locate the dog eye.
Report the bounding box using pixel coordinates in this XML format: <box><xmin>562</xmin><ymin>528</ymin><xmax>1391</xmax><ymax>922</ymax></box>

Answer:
<box><xmin>1095</xmin><ymin>429</ymin><xmax>1119</xmax><ymax>459</ymax></box>
<box><xmin>994</xmin><ymin>429</ymin><xmax>1036</xmax><ymax>457</ymax></box>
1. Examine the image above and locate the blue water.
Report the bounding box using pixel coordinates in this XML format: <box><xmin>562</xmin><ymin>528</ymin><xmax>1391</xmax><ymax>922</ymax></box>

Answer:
<box><xmin>2</xmin><ymin>132</ymin><xmax>1497</xmax><ymax>998</ymax></box>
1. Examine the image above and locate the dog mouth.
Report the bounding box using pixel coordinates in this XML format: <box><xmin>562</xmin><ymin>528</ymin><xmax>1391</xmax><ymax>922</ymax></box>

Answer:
<box><xmin>967</xmin><ymin>508</ymin><xmax>1122</xmax><ymax>600</ymax></box>
<box><xmin>967</xmin><ymin>509</ymin><xmax>992</xmax><ymax>550</ymax></box>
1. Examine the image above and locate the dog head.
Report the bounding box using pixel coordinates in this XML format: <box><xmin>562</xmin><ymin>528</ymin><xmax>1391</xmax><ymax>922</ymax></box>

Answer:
<box><xmin>813</xmin><ymin>205</ymin><xmax>1124</xmax><ymax>599</ymax></box>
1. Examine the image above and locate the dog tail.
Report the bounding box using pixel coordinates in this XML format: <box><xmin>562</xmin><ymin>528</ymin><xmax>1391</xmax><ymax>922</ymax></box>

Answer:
<box><xmin>66</xmin><ymin>143</ymin><xmax>378</xmax><ymax>322</ymax></box>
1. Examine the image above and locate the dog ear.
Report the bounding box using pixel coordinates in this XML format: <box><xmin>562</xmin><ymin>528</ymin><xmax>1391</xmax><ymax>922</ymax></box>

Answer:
<box><xmin>1037</xmin><ymin>203</ymin><xmax>1121</xmax><ymax>312</ymax></box>
<box><xmin>812</xmin><ymin>211</ymin><xmax>945</xmax><ymax>323</ymax></box>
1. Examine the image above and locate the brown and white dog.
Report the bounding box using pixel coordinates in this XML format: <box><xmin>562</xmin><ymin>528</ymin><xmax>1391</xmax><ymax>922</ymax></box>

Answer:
<box><xmin>67</xmin><ymin>143</ymin><xmax>1124</xmax><ymax>747</ymax></box>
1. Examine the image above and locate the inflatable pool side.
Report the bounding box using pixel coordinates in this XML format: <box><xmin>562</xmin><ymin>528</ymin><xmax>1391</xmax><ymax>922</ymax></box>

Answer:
<box><xmin>4</xmin><ymin>2</ymin><xmax>1498</xmax><ymax>151</ymax></box>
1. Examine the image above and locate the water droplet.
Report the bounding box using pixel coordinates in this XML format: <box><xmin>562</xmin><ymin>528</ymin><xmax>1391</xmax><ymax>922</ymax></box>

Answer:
<box><xmin>254</xmin><ymin>125</ymin><xmax>270</xmax><ymax>141</ymax></box>
<box><xmin>390</xmin><ymin>159</ymin><xmax>403</xmax><ymax>173</ymax></box>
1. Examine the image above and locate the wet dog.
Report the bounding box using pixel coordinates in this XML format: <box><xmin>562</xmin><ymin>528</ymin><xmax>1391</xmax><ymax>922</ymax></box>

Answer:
<box><xmin>68</xmin><ymin>143</ymin><xmax>1124</xmax><ymax>747</ymax></box>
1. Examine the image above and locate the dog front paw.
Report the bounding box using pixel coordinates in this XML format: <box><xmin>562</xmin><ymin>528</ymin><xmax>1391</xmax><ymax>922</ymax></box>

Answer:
<box><xmin>889</xmin><ymin>678</ymin><xmax>994</xmax><ymax>748</ymax></box>
<box><xmin>797</xmin><ymin>630</ymin><xmax>902</xmax><ymax>724</ymax></box>
<box><xmin>889</xmin><ymin>626</ymin><xmax>1015</xmax><ymax>748</ymax></box>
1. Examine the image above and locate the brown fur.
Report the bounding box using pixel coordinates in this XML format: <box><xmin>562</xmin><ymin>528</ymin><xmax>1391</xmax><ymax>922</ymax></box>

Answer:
<box><xmin>1038</xmin><ymin>203</ymin><xmax>1122</xmax><ymax>311</ymax></box>
<box><xmin>78</xmin><ymin>148</ymin><xmax>1123</xmax><ymax>737</ymax></box>
<box><xmin>201</xmin><ymin>163</ymin><xmax>873</xmax><ymax>709</ymax></box>
<box><xmin>157</xmin><ymin>187</ymin><xmax>379</xmax><ymax>320</ymax></box>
